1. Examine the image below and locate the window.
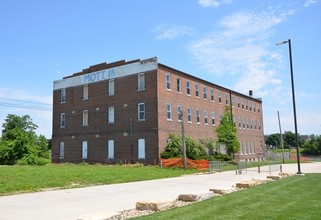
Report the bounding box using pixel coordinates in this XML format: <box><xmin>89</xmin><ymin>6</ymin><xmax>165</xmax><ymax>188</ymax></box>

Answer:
<box><xmin>247</xmin><ymin>119</ymin><xmax>249</xmax><ymax>129</ymax></box>
<box><xmin>240</xmin><ymin>141</ymin><xmax>243</xmax><ymax>155</ymax></box>
<box><xmin>211</xmin><ymin>112</ymin><xmax>215</xmax><ymax>125</ymax></box>
<box><xmin>166</xmin><ymin>103</ymin><xmax>172</xmax><ymax>120</ymax></box>
<box><xmin>177</xmin><ymin>78</ymin><xmax>181</xmax><ymax>93</ymax></box>
<box><xmin>83</xmin><ymin>84</ymin><xmax>88</xmax><ymax>100</ymax></box>
<box><xmin>210</xmin><ymin>88</ymin><xmax>214</xmax><ymax>101</ymax></box>
<box><xmin>138</xmin><ymin>139</ymin><xmax>145</xmax><ymax>159</ymax></box>
<box><xmin>248</xmin><ymin>141</ymin><xmax>251</xmax><ymax>154</ymax></box>
<box><xmin>218</xmin><ymin>91</ymin><xmax>222</xmax><ymax>103</ymax></box>
<box><xmin>238</xmin><ymin>117</ymin><xmax>241</xmax><ymax>128</ymax></box>
<box><xmin>138</xmin><ymin>103</ymin><xmax>145</xmax><ymax>121</ymax></box>
<box><xmin>60</xmin><ymin>113</ymin><xmax>65</xmax><ymax>128</ymax></box>
<box><xmin>138</xmin><ymin>73</ymin><xmax>145</xmax><ymax>91</ymax></box>
<box><xmin>225</xmin><ymin>93</ymin><xmax>229</xmax><ymax>105</ymax></box>
<box><xmin>241</xmin><ymin>98</ymin><xmax>244</xmax><ymax>109</ymax></box>
<box><xmin>237</xmin><ymin>97</ymin><xmax>240</xmax><ymax>108</ymax></box>
<box><xmin>203</xmin><ymin>86</ymin><xmax>207</xmax><ymax>99</ymax></box>
<box><xmin>166</xmin><ymin>74</ymin><xmax>171</xmax><ymax>90</ymax></box>
<box><xmin>108</xmin><ymin>140</ymin><xmax>114</xmax><ymax>159</ymax></box>
<box><xmin>108</xmin><ymin>107</ymin><xmax>115</xmax><ymax>124</ymax></box>
<box><xmin>195</xmin><ymin>83</ymin><xmax>199</xmax><ymax>97</ymax></box>
<box><xmin>177</xmin><ymin>105</ymin><xmax>182</xmax><ymax>121</ymax></box>
<box><xmin>258</xmin><ymin>104</ymin><xmax>261</xmax><ymax>113</ymax></box>
<box><xmin>254</xmin><ymin>103</ymin><xmax>256</xmax><ymax>112</ymax></box>
<box><xmin>60</xmin><ymin>89</ymin><xmax>66</xmax><ymax>103</ymax></box>
<box><xmin>82</xmin><ymin>141</ymin><xmax>88</xmax><ymax>159</ymax></box>
<box><xmin>83</xmin><ymin>110</ymin><xmax>88</xmax><ymax>126</ymax></box>
<box><xmin>186</xmin><ymin>81</ymin><xmax>191</xmax><ymax>95</ymax></box>
<box><xmin>231</xmin><ymin>95</ymin><xmax>234</xmax><ymax>107</ymax></box>
<box><xmin>252</xmin><ymin>141</ymin><xmax>255</xmax><ymax>154</ymax></box>
<box><xmin>250</xmin><ymin>120</ymin><xmax>253</xmax><ymax>129</ymax></box>
<box><xmin>59</xmin><ymin>142</ymin><xmax>64</xmax><ymax>159</ymax></box>
<box><xmin>254</xmin><ymin>121</ymin><xmax>257</xmax><ymax>130</ymax></box>
<box><xmin>108</xmin><ymin>79</ymin><xmax>115</xmax><ymax>95</ymax></box>
<box><xmin>246</xmin><ymin>100</ymin><xmax>248</xmax><ymax>110</ymax></box>
<box><xmin>258</xmin><ymin>121</ymin><xmax>261</xmax><ymax>130</ymax></box>
<box><xmin>249</xmin><ymin>101</ymin><xmax>252</xmax><ymax>111</ymax></box>
<box><xmin>219</xmin><ymin>113</ymin><xmax>222</xmax><ymax>124</ymax></box>
<box><xmin>187</xmin><ymin>107</ymin><xmax>192</xmax><ymax>123</ymax></box>
<box><xmin>196</xmin><ymin>109</ymin><xmax>200</xmax><ymax>124</ymax></box>
<box><xmin>204</xmin><ymin>110</ymin><xmax>208</xmax><ymax>124</ymax></box>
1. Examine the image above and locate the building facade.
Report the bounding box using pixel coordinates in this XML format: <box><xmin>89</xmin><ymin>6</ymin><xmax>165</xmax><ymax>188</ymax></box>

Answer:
<box><xmin>52</xmin><ymin>57</ymin><xmax>264</xmax><ymax>164</ymax></box>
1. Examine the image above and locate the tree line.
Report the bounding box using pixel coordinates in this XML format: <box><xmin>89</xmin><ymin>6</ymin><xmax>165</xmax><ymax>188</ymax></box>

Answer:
<box><xmin>0</xmin><ymin>114</ymin><xmax>50</xmax><ymax>165</ymax></box>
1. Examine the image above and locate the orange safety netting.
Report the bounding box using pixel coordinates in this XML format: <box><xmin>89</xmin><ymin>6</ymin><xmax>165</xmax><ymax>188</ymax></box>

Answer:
<box><xmin>161</xmin><ymin>158</ymin><xmax>209</xmax><ymax>170</ymax></box>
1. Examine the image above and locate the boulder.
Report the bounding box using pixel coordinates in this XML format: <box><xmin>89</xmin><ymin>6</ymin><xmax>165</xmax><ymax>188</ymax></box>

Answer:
<box><xmin>236</xmin><ymin>179</ymin><xmax>263</xmax><ymax>189</ymax></box>
<box><xmin>136</xmin><ymin>200</ymin><xmax>176</xmax><ymax>212</ymax></box>
<box><xmin>209</xmin><ymin>188</ymin><xmax>237</xmax><ymax>195</ymax></box>
<box><xmin>178</xmin><ymin>194</ymin><xmax>200</xmax><ymax>202</ymax></box>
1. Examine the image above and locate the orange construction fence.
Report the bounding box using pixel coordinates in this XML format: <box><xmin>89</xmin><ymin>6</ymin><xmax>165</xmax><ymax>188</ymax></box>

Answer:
<box><xmin>161</xmin><ymin>158</ymin><xmax>209</xmax><ymax>170</ymax></box>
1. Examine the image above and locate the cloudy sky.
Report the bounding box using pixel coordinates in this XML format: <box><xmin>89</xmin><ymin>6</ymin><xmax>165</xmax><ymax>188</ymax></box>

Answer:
<box><xmin>0</xmin><ymin>0</ymin><xmax>320</xmax><ymax>138</ymax></box>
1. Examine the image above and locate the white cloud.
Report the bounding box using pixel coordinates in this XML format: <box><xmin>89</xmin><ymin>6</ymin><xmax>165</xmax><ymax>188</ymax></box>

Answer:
<box><xmin>153</xmin><ymin>24</ymin><xmax>196</xmax><ymax>40</ymax></box>
<box><xmin>304</xmin><ymin>0</ymin><xmax>317</xmax><ymax>7</ymax></box>
<box><xmin>198</xmin><ymin>0</ymin><xmax>232</xmax><ymax>8</ymax></box>
<box><xmin>187</xmin><ymin>9</ymin><xmax>292</xmax><ymax>97</ymax></box>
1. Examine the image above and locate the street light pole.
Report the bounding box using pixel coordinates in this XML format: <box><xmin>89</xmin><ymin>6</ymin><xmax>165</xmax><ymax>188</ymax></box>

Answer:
<box><xmin>276</xmin><ymin>39</ymin><xmax>301</xmax><ymax>174</ymax></box>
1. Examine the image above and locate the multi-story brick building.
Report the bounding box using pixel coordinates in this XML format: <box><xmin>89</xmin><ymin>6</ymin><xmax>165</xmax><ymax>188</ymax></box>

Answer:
<box><xmin>52</xmin><ymin>57</ymin><xmax>264</xmax><ymax>164</ymax></box>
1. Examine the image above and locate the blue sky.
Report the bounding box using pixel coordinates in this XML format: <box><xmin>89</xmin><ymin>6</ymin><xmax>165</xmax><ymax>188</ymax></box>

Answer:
<box><xmin>0</xmin><ymin>0</ymin><xmax>320</xmax><ymax>138</ymax></box>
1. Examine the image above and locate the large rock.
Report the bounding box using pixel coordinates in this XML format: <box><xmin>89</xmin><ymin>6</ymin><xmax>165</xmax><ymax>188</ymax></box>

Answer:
<box><xmin>236</xmin><ymin>179</ymin><xmax>264</xmax><ymax>189</ymax></box>
<box><xmin>209</xmin><ymin>188</ymin><xmax>237</xmax><ymax>195</ymax></box>
<box><xmin>178</xmin><ymin>194</ymin><xmax>200</xmax><ymax>202</ymax></box>
<box><xmin>136</xmin><ymin>200</ymin><xmax>176</xmax><ymax>212</ymax></box>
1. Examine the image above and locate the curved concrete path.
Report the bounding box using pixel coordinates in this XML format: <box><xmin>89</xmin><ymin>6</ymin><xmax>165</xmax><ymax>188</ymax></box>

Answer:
<box><xmin>0</xmin><ymin>162</ymin><xmax>320</xmax><ymax>220</ymax></box>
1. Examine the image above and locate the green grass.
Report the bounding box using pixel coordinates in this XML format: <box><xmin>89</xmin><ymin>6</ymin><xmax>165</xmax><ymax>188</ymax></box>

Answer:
<box><xmin>0</xmin><ymin>164</ymin><xmax>198</xmax><ymax>195</ymax></box>
<box><xmin>136</xmin><ymin>174</ymin><xmax>321</xmax><ymax>220</ymax></box>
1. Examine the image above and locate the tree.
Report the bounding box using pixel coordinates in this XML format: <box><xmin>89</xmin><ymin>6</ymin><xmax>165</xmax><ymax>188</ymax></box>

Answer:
<box><xmin>0</xmin><ymin>114</ymin><xmax>49</xmax><ymax>165</ymax></box>
<box><xmin>284</xmin><ymin>131</ymin><xmax>304</xmax><ymax>149</ymax></box>
<box><xmin>265</xmin><ymin>133</ymin><xmax>281</xmax><ymax>149</ymax></box>
<box><xmin>302</xmin><ymin>135</ymin><xmax>321</xmax><ymax>155</ymax></box>
<box><xmin>215</xmin><ymin>107</ymin><xmax>240</xmax><ymax>158</ymax></box>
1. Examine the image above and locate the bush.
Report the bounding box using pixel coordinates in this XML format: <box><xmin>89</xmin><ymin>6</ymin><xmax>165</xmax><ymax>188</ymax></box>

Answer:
<box><xmin>208</xmin><ymin>153</ymin><xmax>233</xmax><ymax>161</ymax></box>
<box><xmin>17</xmin><ymin>155</ymin><xmax>50</xmax><ymax>166</ymax></box>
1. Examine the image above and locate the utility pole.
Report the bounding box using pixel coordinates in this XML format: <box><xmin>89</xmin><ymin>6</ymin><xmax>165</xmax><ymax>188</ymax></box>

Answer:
<box><xmin>277</xmin><ymin>111</ymin><xmax>285</xmax><ymax>163</ymax></box>
<box><xmin>180</xmin><ymin>110</ymin><xmax>187</xmax><ymax>170</ymax></box>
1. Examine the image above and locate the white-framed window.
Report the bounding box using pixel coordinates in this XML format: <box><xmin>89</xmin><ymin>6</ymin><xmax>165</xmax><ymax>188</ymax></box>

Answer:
<box><xmin>246</xmin><ymin>99</ymin><xmax>248</xmax><ymax>110</ymax></box>
<box><xmin>108</xmin><ymin>79</ymin><xmax>115</xmax><ymax>96</ymax></box>
<box><xmin>231</xmin><ymin>95</ymin><xmax>234</xmax><ymax>107</ymax></box>
<box><xmin>177</xmin><ymin>78</ymin><xmax>181</xmax><ymax>93</ymax></box>
<box><xmin>108</xmin><ymin>107</ymin><xmax>115</xmax><ymax>124</ymax></box>
<box><xmin>138</xmin><ymin>139</ymin><xmax>145</xmax><ymax>159</ymax></box>
<box><xmin>254</xmin><ymin>103</ymin><xmax>256</xmax><ymax>112</ymax></box>
<box><xmin>166</xmin><ymin>74</ymin><xmax>171</xmax><ymax>90</ymax></box>
<box><xmin>177</xmin><ymin>105</ymin><xmax>182</xmax><ymax>122</ymax></box>
<box><xmin>240</xmin><ymin>141</ymin><xmax>243</xmax><ymax>155</ymax></box>
<box><xmin>195</xmin><ymin>83</ymin><xmax>199</xmax><ymax>98</ymax></box>
<box><xmin>249</xmin><ymin>101</ymin><xmax>252</xmax><ymax>111</ymax></box>
<box><xmin>254</xmin><ymin>121</ymin><xmax>257</xmax><ymax>130</ymax></box>
<box><xmin>138</xmin><ymin>103</ymin><xmax>145</xmax><ymax>121</ymax></box>
<box><xmin>210</xmin><ymin>88</ymin><xmax>214</xmax><ymax>102</ymax></box>
<box><xmin>82</xmin><ymin>141</ymin><xmax>88</xmax><ymax>159</ymax></box>
<box><xmin>252</xmin><ymin>141</ymin><xmax>255</xmax><ymax>154</ymax></box>
<box><xmin>187</xmin><ymin>107</ymin><xmax>192</xmax><ymax>123</ymax></box>
<box><xmin>225</xmin><ymin>93</ymin><xmax>229</xmax><ymax>105</ymax></box>
<box><xmin>138</xmin><ymin>73</ymin><xmax>145</xmax><ymax>91</ymax></box>
<box><xmin>247</xmin><ymin>119</ymin><xmax>249</xmax><ymax>129</ymax></box>
<box><xmin>237</xmin><ymin>97</ymin><xmax>240</xmax><ymax>108</ymax></box>
<box><xmin>244</xmin><ymin>141</ymin><xmax>248</xmax><ymax>155</ymax></box>
<box><xmin>186</xmin><ymin>81</ymin><xmax>191</xmax><ymax>95</ymax></box>
<box><xmin>258</xmin><ymin>104</ymin><xmax>261</xmax><ymax>113</ymax></box>
<box><xmin>218</xmin><ymin>90</ymin><xmax>222</xmax><ymax>103</ymax></box>
<box><xmin>248</xmin><ymin>141</ymin><xmax>251</xmax><ymax>154</ymax></box>
<box><xmin>59</xmin><ymin>142</ymin><xmax>64</xmax><ymax>159</ymax></box>
<box><xmin>238</xmin><ymin>117</ymin><xmax>241</xmax><ymax>128</ymax></box>
<box><xmin>83</xmin><ymin>84</ymin><xmax>88</xmax><ymax>100</ymax></box>
<box><xmin>60</xmin><ymin>89</ymin><xmax>66</xmax><ymax>103</ymax></box>
<box><xmin>83</xmin><ymin>110</ymin><xmax>88</xmax><ymax>126</ymax></box>
<box><xmin>211</xmin><ymin>112</ymin><xmax>215</xmax><ymax>126</ymax></box>
<box><xmin>219</xmin><ymin>113</ymin><xmax>222</xmax><ymax>124</ymax></box>
<box><xmin>204</xmin><ymin>110</ymin><xmax>208</xmax><ymax>125</ymax></box>
<box><xmin>203</xmin><ymin>86</ymin><xmax>207</xmax><ymax>100</ymax></box>
<box><xmin>196</xmin><ymin>109</ymin><xmax>200</xmax><ymax>124</ymax></box>
<box><xmin>108</xmin><ymin>140</ymin><xmax>114</xmax><ymax>159</ymax></box>
<box><xmin>166</xmin><ymin>103</ymin><xmax>172</xmax><ymax>121</ymax></box>
<box><xmin>60</xmin><ymin>113</ymin><xmax>65</xmax><ymax>128</ymax></box>
<box><xmin>242</xmin><ymin>98</ymin><xmax>244</xmax><ymax>109</ymax></box>
<box><xmin>259</xmin><ymin>121</ymin><xmax>261</xmax><ymax>130</ymax></box>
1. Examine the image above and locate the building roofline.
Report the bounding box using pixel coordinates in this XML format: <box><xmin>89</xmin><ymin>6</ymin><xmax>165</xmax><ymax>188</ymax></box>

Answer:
<box><xmin>158</xmin><ymin>63</ymin><xmax>262</xmax><ymax>102</ymax></box>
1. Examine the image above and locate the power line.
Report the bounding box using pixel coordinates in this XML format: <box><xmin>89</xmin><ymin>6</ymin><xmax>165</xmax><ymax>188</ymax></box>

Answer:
<box><xmin>0</xmin><ymin>97</ymin><xmax>51</xmax><ymax>106</ymax></box>
<box><xmin>0</xmin><ymin>102</ymin><xmax>52</xmax><ymax>111</ymax></box>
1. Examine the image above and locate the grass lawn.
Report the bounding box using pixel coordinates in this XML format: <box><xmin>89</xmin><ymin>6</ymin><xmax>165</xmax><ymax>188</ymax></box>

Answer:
<box><xmin>0</xmin><ymin>164</ymin><xmax>198</xmax><ymax>195</ymax></box>
<box><xmin>136</xmin><ymin>174</ymin><xmax>321</xmax><ymax>220</ymax></box>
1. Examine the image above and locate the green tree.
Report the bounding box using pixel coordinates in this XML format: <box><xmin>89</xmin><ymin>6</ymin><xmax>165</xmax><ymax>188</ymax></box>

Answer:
<box><xmin>0</xmin><ymin>114</ymin><xmax>50</xmax><ymax>165</ymax></box>
<box><xmin>284</xmin><ymin>131</ymin><xmax>304</xmax><ymax>149</ymax></box>
<box><xmin>302</xmin><ymin>135</ymin><xmax>321</xmax><ymax>155</ymax></box>
<box><xmin>265</xmin><ymin>133</ymin><xmax>281</xmax><ymax>149</ymax></box>
<box><xmin>215</xmin><ymin>107</ymin><xmax>240</xmax><ymax>158</ymax></box>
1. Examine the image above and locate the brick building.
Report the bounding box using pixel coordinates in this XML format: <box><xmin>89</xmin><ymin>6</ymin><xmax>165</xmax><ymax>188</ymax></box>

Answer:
<box><xmin>52</xmin><ymin>57</ymin><xmax>264</xmax><ymax>164</ymax></box>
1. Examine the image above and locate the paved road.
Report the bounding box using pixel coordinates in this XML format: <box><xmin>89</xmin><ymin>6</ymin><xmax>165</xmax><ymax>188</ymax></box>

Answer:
<box><xmin>0</xmin><ymin>162</ymin><xmax>320</xmax><ymax>220</ymax></box>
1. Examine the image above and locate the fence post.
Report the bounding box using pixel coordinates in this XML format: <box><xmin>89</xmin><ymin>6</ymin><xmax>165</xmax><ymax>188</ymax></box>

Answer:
<box><xmin>280</xmin><ymin>164</ymin><xmax>282</xmax><ymax>173</ymax></box>
<box><xmin>258</xmin><ymin>165</ymin><xmax>260</xmax><ymax>173</ymax></box>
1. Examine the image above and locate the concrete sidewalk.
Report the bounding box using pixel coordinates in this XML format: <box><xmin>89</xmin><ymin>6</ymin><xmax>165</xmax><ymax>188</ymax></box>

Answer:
<box><xmin>0</xmin><ymin>162</ymin><xmax>320</xmax><ymax>220</ymax></box>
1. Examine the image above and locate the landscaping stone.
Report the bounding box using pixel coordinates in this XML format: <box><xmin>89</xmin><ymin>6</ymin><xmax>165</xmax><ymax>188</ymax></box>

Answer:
<box><xmin>209</xmin><ymin>188</ymin><xmax>237</xmax><ymax>195</ymax></box>
<box><xmin>178</xmin><ymin>194</ymin><xmax>200</xmax><ymax>202</ymax></box>
<box><xmin>135</xmin><ymin>200</ymin><xmax>176</xmax><ymax>212</ymax></box>
<box><xmin>235</xmin><ymin>179</ymin><xmax>264</xmax><ymax>189</ymax></box>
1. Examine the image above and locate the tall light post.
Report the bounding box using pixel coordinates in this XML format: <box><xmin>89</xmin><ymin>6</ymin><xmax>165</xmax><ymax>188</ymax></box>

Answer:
<box><xmin>276</xmin><ymin>39</ymin><xmax>301</xmax><ymax>174</ymax></box>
